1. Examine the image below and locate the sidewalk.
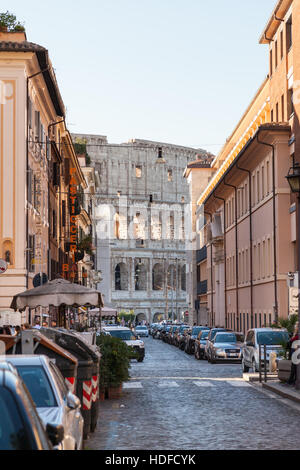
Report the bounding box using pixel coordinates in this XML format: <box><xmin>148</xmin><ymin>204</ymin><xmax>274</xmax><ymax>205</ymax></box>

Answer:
<box><xmin>262</xmin><ymin>380</ymin><xmax>300</xmax><ymax>405</ymax></box>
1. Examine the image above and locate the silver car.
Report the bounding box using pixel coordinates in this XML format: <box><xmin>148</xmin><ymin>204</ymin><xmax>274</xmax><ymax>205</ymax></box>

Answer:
<box><xmin>208</xmin><ymin>332</ymin><xmax>244</xmax><ymax>364</ymax></box>
<box><xmin>1</xmin><ymin>355</ymin><xmax>84</xmax><ymax>450</ymax></box>
<box><xmin>134</xmin><ymin>326</ymin><xmax>149</xmax><ymax>337</ymax></box>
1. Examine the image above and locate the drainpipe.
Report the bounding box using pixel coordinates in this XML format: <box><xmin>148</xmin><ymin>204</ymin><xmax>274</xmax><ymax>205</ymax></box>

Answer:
<box><xmin>223</xmin><ymin>178</ymin><xmax>239</xmax><ymax>331</ymax></box>
<box><xmin>213</xmin><ymin>193</ymin><xmax>227</xmax><ymax>328</ymax></box>
<box><xmin>26</xmin><ymin>67</ymin><xmax>50</xmax><ymax>289</ymax></box>
<box><xmin>235</xmin><ymin>162</ymin><xmax>254</xmax><ymax>328</ymax></box>
<box><xmin>256</xmin><ymin>134</ymin><xmax>278</xmax><ymax>323</ymax></box>
<box><xmin>204</xmin><ymin>210</ymin><xmax>214</xmax><ymax>327</ymax></box>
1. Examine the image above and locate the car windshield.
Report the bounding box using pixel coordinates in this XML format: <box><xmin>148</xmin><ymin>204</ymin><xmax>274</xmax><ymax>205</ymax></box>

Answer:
<box><xmin>192</xmin><ymin>327</ymin><xmax>203</xmax><ymax>335</ymax></box>
<box><xmin>109</xmin><ymin>330</ymin><xmax>136</xmax><ymax>340</ymax></box>
<box><xmin>257</xmin><ymin>331</ymin><xmax>289</xmax><ymax>346</ymax></box>
<box><xmin>0</xmin><ymin>386</ymin><xmax>32</xmax><ymax>450</ymax></box>
<box><xmin>211</xmin><ymin>329</ymin><xmax>228</xmax><ymax>340</ymax></box>
<box><xmin>136</xmin><ymin>327</ymin><xmax>147</xmax><ymax>330</ymax></box>
<box><xmin>200</xmin><ymin>331</ymin><xmax>209</xmax><ymax>340</ymax></box>
<box><xmin>15</xmin><ymin>366</ymin><xmax>57</xmax><ymax>408</ymax></box>
<box><xmin>215</xmin><ymin>334</ymin><xmax>237</xmax><ymax>343</ymax></box>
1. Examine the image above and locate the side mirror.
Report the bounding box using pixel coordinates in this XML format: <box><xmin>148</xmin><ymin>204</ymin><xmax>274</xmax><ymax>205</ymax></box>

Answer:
<box><xmin>46</xmin><ymin>423</ymin><xmax>64</xmax><ymax>447</ymax></box>
<box><xmin>67</xmin><ymin>392</ymin><xmax>81</xmax><ymax>410</ymax></box>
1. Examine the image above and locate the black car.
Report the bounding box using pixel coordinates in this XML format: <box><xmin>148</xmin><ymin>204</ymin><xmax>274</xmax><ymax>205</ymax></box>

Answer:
<box><xmin>184</xmin><ymin>326</ymin><xmax>210</xmax><ymax>355</ymax></box>
<box><xmin>0</xmin><ymin>367</ymin><xmax>64</xmax><ymax>450</ymax></box>
<box><xmin>175</xmin><ymin>326</ymin><xmax>191</xmax><ymax>349</ymax></box>
<box><xmin>194</xmin><ymin>329</ymin><xmax>211</xmax><ymax>360</ymax></box>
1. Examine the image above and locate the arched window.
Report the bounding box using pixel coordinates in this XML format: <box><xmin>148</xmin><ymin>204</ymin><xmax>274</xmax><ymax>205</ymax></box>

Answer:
<box><xmin>115</xmin><ymin>263</ymin><xmax>128</xmax><ymax>291</ymax></box>
<box><xmin>152</xmin><ymin>264</ymin><xmax>164</xmax><ymax>291</ymax></box>
<box><xmin>181</xmin><ymin>266</ymin><xmax>186</xmax><ymax>291</ymax></box>
<box><xmin>135</xmin><ymin>262</ymin><xmax>147</xmax><ymax>291</ymax></box>
<box><xmin>5</xmin><ymin>251</ymin><xmax>11</xmax><ymax>264</ymax></box>
<box><xmin>167</xmin><ymin>265</ymin><xmax>177</xmax><ymax>289</ymax></box>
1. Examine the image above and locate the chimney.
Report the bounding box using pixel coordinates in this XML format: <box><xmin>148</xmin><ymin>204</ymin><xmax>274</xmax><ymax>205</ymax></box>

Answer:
<box><xmin>0</xmin><ymin>30</ymin><xmax>27</xmax><ymax>42</ymax></box>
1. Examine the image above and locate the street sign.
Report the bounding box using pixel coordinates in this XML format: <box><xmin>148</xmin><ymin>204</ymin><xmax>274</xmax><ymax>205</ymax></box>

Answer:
<box><xmin>0</xmin><ymin>259</ymin><xmax>7</xmax><ymax>274</ymax></box>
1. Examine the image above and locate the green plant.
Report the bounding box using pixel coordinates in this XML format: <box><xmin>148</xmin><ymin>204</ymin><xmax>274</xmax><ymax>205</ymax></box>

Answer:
<box><xmin>118</xmin><ymin>310</ymin><xmax>136</xmax><ymax>325</ymax></box>
<box><xmin>78</xmin><ymin>234</ymin><xmax>95</xmax><ymax>256</ymax></box>
<box><xmin>276</xmin><ymin>315</ymin><xmax>298</xmax><ymax>335</ymax></box>
<box><xmin>0</xmin><ymin>11</ymin><xmax>25</xmax><ymax>31</ymax></box>
<box><xmin>96</xmin><ymin>334</ymin><xmax>132</xmax><ymax>389</ymax></box>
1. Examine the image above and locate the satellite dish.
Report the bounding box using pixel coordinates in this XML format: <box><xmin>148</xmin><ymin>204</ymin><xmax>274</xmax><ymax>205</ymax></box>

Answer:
<box><xmin>33</xmin><ymin>273</ymin><xmax>48</xmax><ymax>288</ymax></box>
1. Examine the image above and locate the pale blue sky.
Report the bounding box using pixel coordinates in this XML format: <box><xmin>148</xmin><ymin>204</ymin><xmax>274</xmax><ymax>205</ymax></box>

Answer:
<box><xmin>7</xmin><ymin>0</ymin><xmax>276</xmax><ymax>155</ymax></box>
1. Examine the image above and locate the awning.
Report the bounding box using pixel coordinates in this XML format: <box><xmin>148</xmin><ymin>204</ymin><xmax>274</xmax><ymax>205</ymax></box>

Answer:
<box><xmin>10</xmin><ymin>278</ymin><xmax>104</xmax><ymax>312</ymax></box>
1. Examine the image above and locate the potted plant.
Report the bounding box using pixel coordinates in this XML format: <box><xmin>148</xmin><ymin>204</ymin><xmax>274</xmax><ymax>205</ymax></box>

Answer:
<box><xmin>96</xmin><ymin>334</ymin><xmax>132</xmax><ymax>399</ymax></box>
<box><xmin>0</xmin><ymin>11</ymin><xmax>25</xmax><ymax>32</ymax></box>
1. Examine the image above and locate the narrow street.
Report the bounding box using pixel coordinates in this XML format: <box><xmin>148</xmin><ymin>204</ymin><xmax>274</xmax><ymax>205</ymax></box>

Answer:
<box><xmin>88</xmin><ymin>337</ymin><xmax>300</xmax><ymax>451</ymax></box>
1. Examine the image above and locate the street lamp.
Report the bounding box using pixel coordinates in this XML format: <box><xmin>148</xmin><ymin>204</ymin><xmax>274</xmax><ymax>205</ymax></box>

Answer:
<box><xmin>286</xmin><ymin>163</ymin><xmax>300</xmax><ymax>390</ymax></box>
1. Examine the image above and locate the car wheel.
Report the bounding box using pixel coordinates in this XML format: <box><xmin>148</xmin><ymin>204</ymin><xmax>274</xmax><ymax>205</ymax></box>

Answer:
<box><xmin>211</xmin><ymin>355</ymin><xmax>217</xmax><ymax>364</ymax></box>
<box><xmin>252</xmin><ymin>359</ymin><xmax>257</xmax><ymax>373</ymax></box>
<box><xmin>242</xmin><ymin>360</ymin><xmax>250</xmax><ymax>373</ymax></box>
<box><xmin>195</xmin><ymin>348</ymin><xmax>200</xmax><ymax>360</ymax></box>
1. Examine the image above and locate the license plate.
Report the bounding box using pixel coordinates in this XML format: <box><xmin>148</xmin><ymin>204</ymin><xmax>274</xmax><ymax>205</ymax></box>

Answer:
<box><xmin>228</xmin><ymin>354</ymin><xmax>238</xmax><ymax>357</ymax></box>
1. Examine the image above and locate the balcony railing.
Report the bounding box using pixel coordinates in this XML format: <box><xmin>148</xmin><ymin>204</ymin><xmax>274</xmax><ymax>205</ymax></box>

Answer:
<box><xmin>197</xmin><ymin>280</ymin><xmax>208</xmax><ymax>296</ymax></box>
<box><xmin>197</xmin><ymin>246</ymin><xmax>207</xmax><ymax>264</ymax></box>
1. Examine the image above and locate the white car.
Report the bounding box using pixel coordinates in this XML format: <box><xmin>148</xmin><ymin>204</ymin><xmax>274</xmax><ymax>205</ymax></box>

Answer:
<box><xmin>1</xmin><ymin>355</ymin><xmax>84</xmax><ymax>450</ymax></box>
<box><xmin>134</xmin><ymin>326</ymin><xmax>149</xmax><ymax>338</ymax></box>
<box><xmin>242</xmin><ymin>328</ymin><xmax>289</xmax><ymax>373</ymax></box>
<box><xmin>102</xmin><ymin>326</ymin><xmax>145</xmax><ymax>362</ymax></box>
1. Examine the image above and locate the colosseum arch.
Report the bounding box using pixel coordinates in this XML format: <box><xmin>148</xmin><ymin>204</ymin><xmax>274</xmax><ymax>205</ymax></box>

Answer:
<box><xmin>152</xmin><ymin>263</ymin><xmax>164</xmax><ymax>291</ymax></box>
<box><xmin>115</xmin><ymin>263</ymin><xmax>129</xmax><ymax>291</ymax></box>
<box><xmin>135</xmin><ymin>261</ymin><xmax>147</xmax><ymax>291</ymax></box>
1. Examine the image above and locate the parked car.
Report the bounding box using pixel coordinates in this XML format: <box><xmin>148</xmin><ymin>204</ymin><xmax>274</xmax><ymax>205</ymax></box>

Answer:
<box><xmin>1</xmin><ymin>355</ymin><xmax>83</xmax><ymax>450</ymax></box>
<box><xmin>102</xmin><ymin>326</ymin><xmax>145</xmax><ymax>362</ymax></box>
<box><xmin>242</xmin><ymin>328</ymin><xmax>289</xmax><ymax>373</ymax></box>
<box><xmin>206</xmin><ymin>332</ymin><xmax>244</xmax><ymax>364</ymax></box>
<box><xmin>168</xmin><ymin>325</ymin><xmax>180</xmax><ymax>345</ymax></box>
<box><xmin>161</xmin><ymin>325</ymin><xmax>173</xmax><ymax>343</ymax></box>
<box><xmin>194</xmin><ymin>329</ymin><xmax>211</xmax><ymax>360</ymax></box>
<box><xmin>205</xmin><ymin>328</ymin><xmax>233</xmax><ymax>362</ymax></box>
<box><xmin>0</xmin><ymin>366</ymin><xmax>63</xmax><ymax>450</ymax></box>
<box><xmin>185</xmin><ymin>326</ymin><xmax>210</xmax><ymax>355</ymax></box>
<box><xmin>174</xmin><ymin>325</ymin><xmax>190</xmax><ymax>348</ymax></box>
<box><xmin>149</xmin><ymin>324</ymin><xmax>159</xmax><ymax>336</ymax></box>
<box><xmin>134</xmin><ymin>325</ymin><xmax>149</xmax><ymax>338</ymax></box>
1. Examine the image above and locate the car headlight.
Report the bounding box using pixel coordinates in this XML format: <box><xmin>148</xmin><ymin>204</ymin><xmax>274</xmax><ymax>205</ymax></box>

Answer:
<box><xmin>216</xmin><ymin>348</ymin><xmax>225</xmax><ymax>356</ymax></box>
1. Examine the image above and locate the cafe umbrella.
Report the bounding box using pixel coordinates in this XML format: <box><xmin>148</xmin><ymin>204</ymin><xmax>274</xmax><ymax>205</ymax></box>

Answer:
<box><xmin>10</xmin><ymin>278</ymin><xmax>104</xmax><ymax>327</ymax></box>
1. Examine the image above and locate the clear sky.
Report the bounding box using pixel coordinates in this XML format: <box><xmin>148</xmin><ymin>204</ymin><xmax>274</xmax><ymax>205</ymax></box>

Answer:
<box><xmin>7</xmin><ymin>0</ymin><xmax>276</xmax><ymax>155</ymax></box>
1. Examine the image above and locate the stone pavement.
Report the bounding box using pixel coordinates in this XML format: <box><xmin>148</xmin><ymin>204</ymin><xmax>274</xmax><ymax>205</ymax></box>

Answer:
<box><xmin>87</xmin><ymin>337</ymin><xmax>300</xmax><ymax>450</ymax></box>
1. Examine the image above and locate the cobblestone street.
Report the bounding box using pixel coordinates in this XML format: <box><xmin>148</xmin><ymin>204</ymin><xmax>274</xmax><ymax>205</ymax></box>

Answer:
<box><xmin>88</xmin><ymin>337</ymin><xmax>300</xmax><ymax>450</ymax></box>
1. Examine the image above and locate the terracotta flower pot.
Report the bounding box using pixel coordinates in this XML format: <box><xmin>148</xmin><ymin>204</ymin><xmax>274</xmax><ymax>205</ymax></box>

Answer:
<box><xmin>108</xmin><ymin>384</ymin><xmax>122</xmax><ymax>399</ymax></box>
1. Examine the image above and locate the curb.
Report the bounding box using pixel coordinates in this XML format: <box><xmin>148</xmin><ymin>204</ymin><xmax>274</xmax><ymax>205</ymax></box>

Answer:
<box><xmin>262</xmin><ymin>382</ymin><xmax>300</xmax><ymax>405</ymax></box>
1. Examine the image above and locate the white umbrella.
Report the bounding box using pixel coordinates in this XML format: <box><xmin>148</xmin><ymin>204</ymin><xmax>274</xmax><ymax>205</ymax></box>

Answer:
<box><xmin>10</xmin><ymin>278</ymin><xmax>104</xmax><ymax>311</ymax></box>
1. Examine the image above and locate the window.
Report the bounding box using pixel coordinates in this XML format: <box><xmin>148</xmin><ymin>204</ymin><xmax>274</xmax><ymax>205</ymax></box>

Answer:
<box><xmin>271</xmin><ymin>109</ymin><xmax>274</xmax><ymax>122</ymax></box>
<box><xmin>275</xmin><ymin>40</ymin><xmax>278</xmax><ymax>69</ymax></box>
<box><xmin>281</xmin><ymin>94</ymin><xmax>285</xmax><ymax>122</ymax></box>
<box><xmin>280</xmin><ymin>30</ymin><xmax>284</xmax><ymax>60</ymax></box>
<box><xmin>261</xmin><ymin>166</ymin><xmax>265</xmax><ymax>199</ymax></box>
<box><xmin>28</xmin><ymin>235</ymin><xmax>35</xmax><ymax>273</ymax></box>
<box><xmin>269</xmin><ymin>49</ymin><xmax>273</xmax><ymax>76</ymax></box>
<box><xmin>286</xmin><ymin>15</ymin><xmax>292</xmax><ymax>52</ymax></box>
<box><xmin>168</xmin><ymin>170</ymin><xmax>173</xmax><ymax>182</ymax></box>
<box><xmin>0</xmin><ymin>386</ymin><xmax>32</xmax><ymax>450</ymax></box>
<box><xmin>136</xmin><ymin>166</ymin><xmax>142</xmax><ymax>178</ymax></box>
<box><xmin>27</xmin><ymin>168</ymin><xmax>33</xmax><ymax>204</ymax></box>
<box><xmin>257</xmin><ymin>170</ymin><xmax>260</xmax><ymax>202</ymax></box>
<box><xmin>276</xmin><ymin>102</ymin><xmax>279</xmax><ymax>122</ymax></box>
<box><xmin>266</xmin><ymin>161</ymin><xmax>270</xmax><ymax>195</ymax></box>
<box><xmin>16</xmin><ymin>366</ymin><xmax>57</xmax><ymax>408</ymax></box>
<box><xmin>288</xmin><ymin>88</ymin><xmax>294</xmax><ymax>117</ymax></box>
<box><xmin>62</xmin><ymin>200</ymin><xmax>66</xmax><ymax>228</ymax></box>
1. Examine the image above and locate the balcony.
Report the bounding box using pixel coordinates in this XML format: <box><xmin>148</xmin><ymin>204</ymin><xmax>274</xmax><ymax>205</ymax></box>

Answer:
<box><xmin>197</xmin><ymin>246</ymin><xmax>207</xmax><ymax>264</ymax></box>
<box><xmin>197</xmin><ymin>280</ymin><xmax>208</xmax><ymax>296</ymax></box>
